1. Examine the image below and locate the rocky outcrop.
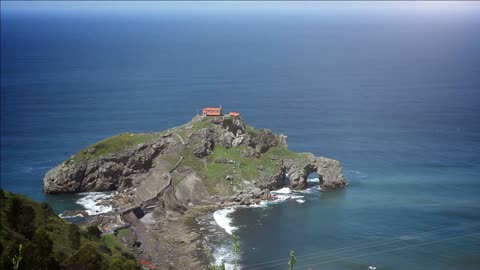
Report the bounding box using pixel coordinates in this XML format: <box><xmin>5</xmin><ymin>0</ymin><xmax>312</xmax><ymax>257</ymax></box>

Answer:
<box><xmin>284</xmin><ymin>154</ymin><xmax>346</xmax><ymax>191</ymax></box>
<box><xmin>44</xmin><ymin>116</ymin><xmax>346</xmax><ymax>213</ymax></box>
<box><xmin>255</xmin><ymin>163</ymin><xmax>286</xmax><ymax>190</ymax></box>
<box><xmin>43</xmin><ymin>135</ymin><xmax>175</xmax><ymax>194</ymax></box>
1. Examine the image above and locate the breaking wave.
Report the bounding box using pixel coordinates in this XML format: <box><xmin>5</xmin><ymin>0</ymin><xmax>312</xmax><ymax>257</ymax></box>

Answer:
<box><xmin>346</xmin><ymin>169</ymin><xmax>368</xmax><ymax>178</ymax></box>
<box><xmin>213</xmin><ymin>207</ymin><xmax>237</xmax><ymax>235</ymax></box>
<box><xmin>213</xmin><ymin>245</ymin><xmax>236</xmax><ymax>270</ymax></box>
<box><xmin>76</xmin><ymin>192</ymin><xmax>113</xmax><ymax>215</ymax></box>
<box><xmin>307</xmin><ymin>177</ymin><xmax>320</xmax><ymax>183</ymax></box>
<box><xmin>211</xmin><ymin>183</ymin><xmax>322</xmax><ymax>269</ymax></box>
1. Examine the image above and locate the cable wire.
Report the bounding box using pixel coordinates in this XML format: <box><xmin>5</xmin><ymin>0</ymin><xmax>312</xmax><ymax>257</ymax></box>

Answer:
<box><xmin>244</xmin><ymin>222</ymin><xmax>480</xmax><ymax>270</ymax></box>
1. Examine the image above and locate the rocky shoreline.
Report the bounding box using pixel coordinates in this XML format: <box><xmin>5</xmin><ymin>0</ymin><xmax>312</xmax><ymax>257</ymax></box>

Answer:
<box><xmin>45</xmin><ymin>115</ymin><xmax>347</xmax><ymax>269</ymax></box>
<box><xmin>79</xmin><ymin>199</ymin><xmax>266</xmax><ymax>269</ymax></box>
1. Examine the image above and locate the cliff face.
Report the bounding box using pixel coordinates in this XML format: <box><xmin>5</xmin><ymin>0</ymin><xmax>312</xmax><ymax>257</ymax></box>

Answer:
<box><xmin>44</xmin><ymin>116</ymin><xmax>346</xmax><ymax>209</ymax></box>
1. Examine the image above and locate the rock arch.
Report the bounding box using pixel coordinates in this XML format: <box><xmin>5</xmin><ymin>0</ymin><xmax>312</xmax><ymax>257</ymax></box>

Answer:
<box><xmin>284</xmin><ymin>154</ymin><xmax>346</xmax><ymax>191</ymax></box>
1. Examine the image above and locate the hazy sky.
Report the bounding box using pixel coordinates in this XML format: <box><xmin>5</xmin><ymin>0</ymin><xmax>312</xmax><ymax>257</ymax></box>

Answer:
<box><xmin>2</xmin><ymin>1</ymin><xmax>480</xmax><ymax>16</ymax></box>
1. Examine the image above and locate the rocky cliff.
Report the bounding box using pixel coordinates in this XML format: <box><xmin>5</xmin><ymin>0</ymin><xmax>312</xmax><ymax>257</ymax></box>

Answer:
<box><xmin>44</xmin><ymin>116</ymin><xmax>346</xmax><ymax>211</ymax></box>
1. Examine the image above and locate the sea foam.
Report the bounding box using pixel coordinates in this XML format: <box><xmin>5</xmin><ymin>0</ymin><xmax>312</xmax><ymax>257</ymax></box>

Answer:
<box><xmin>213</xmin><ymin>207</ymin><xmax>237</xmax><ymax>235</ymax></box>
<box><xmin>273</xmin><ymin>187</ymin><xmax>292</xmax><ymax>194</ymax></box>
<box><xmin>253</xmin><ymin>187</ymin><xmax>305</xmax><ymax>205</ymax></box>
<box><xmin>213</xmin><ymin>246</ymin><xmax>236</xmax><ymax>270</ymax></box>
<box><xmin>76</xmin><ymin>192</ymin><xmax>113</xmax><ymax>215</ymax></box>
<box><xmin>307</xmin><ymin>177</ymin><xmax>320</xmax><ymax>183</ymax></box>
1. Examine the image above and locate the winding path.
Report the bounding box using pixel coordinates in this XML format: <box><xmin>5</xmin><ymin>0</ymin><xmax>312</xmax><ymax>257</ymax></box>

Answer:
<box><xmin>172</xmin><ymin>132</ymin><xmax>185</xmax><ymax>145</ymax></box>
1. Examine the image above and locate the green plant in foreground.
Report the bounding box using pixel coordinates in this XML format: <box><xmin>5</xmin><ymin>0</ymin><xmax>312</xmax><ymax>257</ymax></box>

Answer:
<box><xmin>12</xmin><ymin>244</ymin><xmax>23</xmax><ymax>270</ymax></box>
<box><xmin>232</xmin><ymin>234</ymin><xmax>240</xmax><ymax>270</ymax></box>
<box><xmin>204</xmin><ymin>243</ymin><xmax>226</xmax><ymax>270</ymax></box>
<box><xmin>288</xmin><ymin>250</ymin><xmax>296</xmax><ymax>270</ymax></box>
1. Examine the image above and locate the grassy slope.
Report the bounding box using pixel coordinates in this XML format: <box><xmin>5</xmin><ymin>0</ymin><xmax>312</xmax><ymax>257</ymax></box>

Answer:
<box><xmin>72</xmin><ymin>132</ymin><xmax>160</xmax><ymax>161</ymax></box>
<box><xmin>71</xmin><ymin>116</ymin><xmax>211</xmax><ymax>162</ymax></box>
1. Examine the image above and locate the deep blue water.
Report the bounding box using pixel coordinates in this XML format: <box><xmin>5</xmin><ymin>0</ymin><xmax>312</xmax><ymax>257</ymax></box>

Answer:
<box><xmin>1</xmin><ymin>6</ymin><xmax>480</xmax><ymax>270</ymax></box>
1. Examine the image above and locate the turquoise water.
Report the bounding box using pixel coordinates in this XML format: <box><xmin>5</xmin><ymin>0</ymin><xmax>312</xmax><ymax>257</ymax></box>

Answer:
<box><xmin>1</xmin><ymin>4</ymin><xmax>480</xmax><ymax>269</ymax></box>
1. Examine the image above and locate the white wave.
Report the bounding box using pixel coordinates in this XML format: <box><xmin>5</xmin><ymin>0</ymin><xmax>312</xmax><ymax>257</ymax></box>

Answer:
<box><xmin>275</xmin><ymin>194</ymin><xmax>303</xmax><ymax>201</ymax></box>
<box><xmin>213</xmin><ymin>245</ymin><xmax>236</xmax><ymax>270</ymax></box>
<box><xmin>270</xmin><ymin>187</ymin><xmax>305</xmax><ymax>203</ymax></box>
<box><xmin>307</xmin><ymin>177</ymin><xmax>320</xmax><ymax>183</ymax></box>
<box><xmin>213</xmin><ymin>208</ymin><xmax>237</xmax><ymax>235</ymax></box>
<box><xmin>247</xmin><ymin>202</ymin><xmax>267</xmax><ymax>208</ymax></box>
<box><xmin>346</xmin><ymin>169</ymin><xmax>368</xmax><ymax>178</ymax></box>
<box><xmin>272</xmin><ymin>187</ymin><xmax>292</xmax><ymax>194</ymax></box>
<box><xmin>245</xmin><ymin>186</ymin><xmax>316</xmax><ymax>208</ymax></box>
<box><xmin>76</xmin><ymin>192</ymin><xmax>113</xmax><ymax>216</ymax></box>
<box><xmin>302</xmin><ymin>185</ymin><xmax>322</xmax><ymax>194</ymax></box>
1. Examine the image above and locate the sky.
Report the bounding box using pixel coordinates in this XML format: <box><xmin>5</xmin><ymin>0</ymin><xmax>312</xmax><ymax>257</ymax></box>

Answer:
<box><xmin>2</xmin><ymin>1</ymin><xmax>480</xmax><ymax>17</ymax></box>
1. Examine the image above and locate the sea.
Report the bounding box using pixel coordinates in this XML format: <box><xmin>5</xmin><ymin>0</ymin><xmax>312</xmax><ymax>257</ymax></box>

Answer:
<box><xmin>1</xmin><ymin>3</ymin><xmax>480</xmax><ymax>270</ymax></box>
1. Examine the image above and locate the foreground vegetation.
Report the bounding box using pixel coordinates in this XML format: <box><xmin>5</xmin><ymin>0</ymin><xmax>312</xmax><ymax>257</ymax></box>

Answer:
<box><xmin>205</xmin><ymin>234</ymin><xmax>297</xmax><ymax>270</ymax></box>
<box><xmin>0</xmin><ymin>190</ymin><xmax>139</xmax><ymax>270</ymax></box>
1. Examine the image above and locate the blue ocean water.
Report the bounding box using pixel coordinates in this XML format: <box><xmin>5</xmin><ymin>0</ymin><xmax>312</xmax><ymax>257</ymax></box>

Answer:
<box><xmin>1</xmin><ymin>5</ymin><xmax>480</xmax><ymax>270</ymax></box>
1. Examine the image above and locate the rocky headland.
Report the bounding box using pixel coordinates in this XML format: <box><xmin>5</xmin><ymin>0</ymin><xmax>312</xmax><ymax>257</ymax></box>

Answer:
<box><xmin>44</xmin><ymin>115</ymin><xmax>347</xmax><ymax>269</ymax></box>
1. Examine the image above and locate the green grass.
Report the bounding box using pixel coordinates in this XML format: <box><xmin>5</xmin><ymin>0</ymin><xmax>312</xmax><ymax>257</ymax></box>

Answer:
<box><xmin>245</xmin><ymin>125</ymin><xmax>259</xmax><ymax>137</ymax></box>
<box><xmin>174</xmin><ymin>116</ymin><xmax>212</xmax><ymax>141</ymax></box>
<box><xmin>117</xmin><ymin>228</ymin><xmax>131</xmax><ymax>238</ymax></box>
<box><xmin>102</xmin><ymin>234</ymin><xmax>130</xmax><ymax>254</ymax></box>
<box><xmin>70</xmin><ymin>116</ymin><xmax>211</xmax><ymax>163</ymax></box>
<box><xmin>72</xmin><ymin>132</ymin><xmax>158</xmax><ymax>161</ymax></box>
<box><xmin>204</xmin><ymin>145</ymin><xmax>300</xmax><ymax>195</ymax></box>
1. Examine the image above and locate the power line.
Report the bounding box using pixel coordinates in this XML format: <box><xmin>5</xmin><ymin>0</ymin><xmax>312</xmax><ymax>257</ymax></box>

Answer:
<box><xmin>243</xmin><ymin>222</ymin><xmax>480</xmax><ymax>270</ymax></box>
<box><xmin>293</xmin><ymin>232</ymin><xmax>480</xmax><ymax>270</ymax></box>
<box><xmin>243</xmin><ymin>222</ymin><xmax>480</xmax><ymax>268</ymax></box>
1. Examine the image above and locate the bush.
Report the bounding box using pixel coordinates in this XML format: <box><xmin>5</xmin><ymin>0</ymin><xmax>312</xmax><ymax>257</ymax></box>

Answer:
<box><xmin>123</xmin><ymin>260</ymin><xmax>139</xmax><ymax>270</ymax></box>
<box><xmin>86</xmin><ymin>225</ymin><xmax>102</xmax><ymax>239</ymax></box>
<box><xmin>64</xmin><ymin>243</ymin><xmax>104</xmax><ymax>270</ymax></box>
<box><xmin>68</xmin><ymin>224</ymin><xmax>81</xmax><ymax>249</ymax></box>
<box><xmin>17</xmin><ymin>205</ymin><xmax>37</xmax><ymax>240</ymax></box>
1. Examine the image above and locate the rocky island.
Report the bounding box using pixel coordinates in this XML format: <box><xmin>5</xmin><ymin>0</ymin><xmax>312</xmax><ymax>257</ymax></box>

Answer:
<box><xmin>44</xmin><ymin>114</ymin><xmax>347</xmax><ymax>269</ymax></box>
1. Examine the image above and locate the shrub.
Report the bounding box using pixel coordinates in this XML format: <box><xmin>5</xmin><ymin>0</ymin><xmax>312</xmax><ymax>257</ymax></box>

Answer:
<box><xmin>86</xmin><ymin>225</ymin><xmax>101</xmax><ymax>239</ymax></box>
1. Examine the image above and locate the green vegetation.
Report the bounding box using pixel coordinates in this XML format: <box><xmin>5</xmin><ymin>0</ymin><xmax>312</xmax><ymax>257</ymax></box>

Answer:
<box><xmin>72</xmin><ymin>132</ymin><xmax>158</xmax><ymax>161</ymax></box>
<box><xmin>102</xmin><ymin>234</ymin><xmax>131</xmax><ymax>254</ymax></box>
<box><xmin>205</xmin><ymin>145</ymin><xmax>300</xmax><ymax>195</ymax></box>
<box><xmin>232</xmin><ymin>234</ymin><xmax>240</xmax><ymax>270</ymax></box>
<box><xmin>12</xmin><ymin>244</ymin><xmax>23</xmax><ymax>270</ymax></box>
<box><xmin>204</xmin><ymin>235</ymin><xmax>299</xmax><ymax>270</ymax></box>
<box><xmin>245</xmin><ymin>125</ymin><xmax>259</xmax><ymax>137</ymax></box>
<box><xmin>288</xmin><ymin>250</ymin><xmax>297</xmax><ymax>270</ymax></box>
<box><xmin>0</xmin><ymin>190</ymin><xmax>139</xmax><ymax>270</ymax></box>
<box><xmin>204</xmin><ymin>242</ymin><xmax>225</xmax><ymax>270</ymax></box>
<box><xmin>174</xmin><ymin>115</ymin><xmax>212</xmax><ymax>139</ymax></box>
<box><xmin>71</xmin><ymin>116</ymin><xmax>211</xmax><ymax>162</ymax></box>
<box><xmin>65</xmin><ymin>116</ymin><xmax>309</xmax><ymax>197</ymax></box>
<box><xmin>116</xmin><ymin>228</ymin><xmax>132</xmax><ymax>238</ymax></box>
